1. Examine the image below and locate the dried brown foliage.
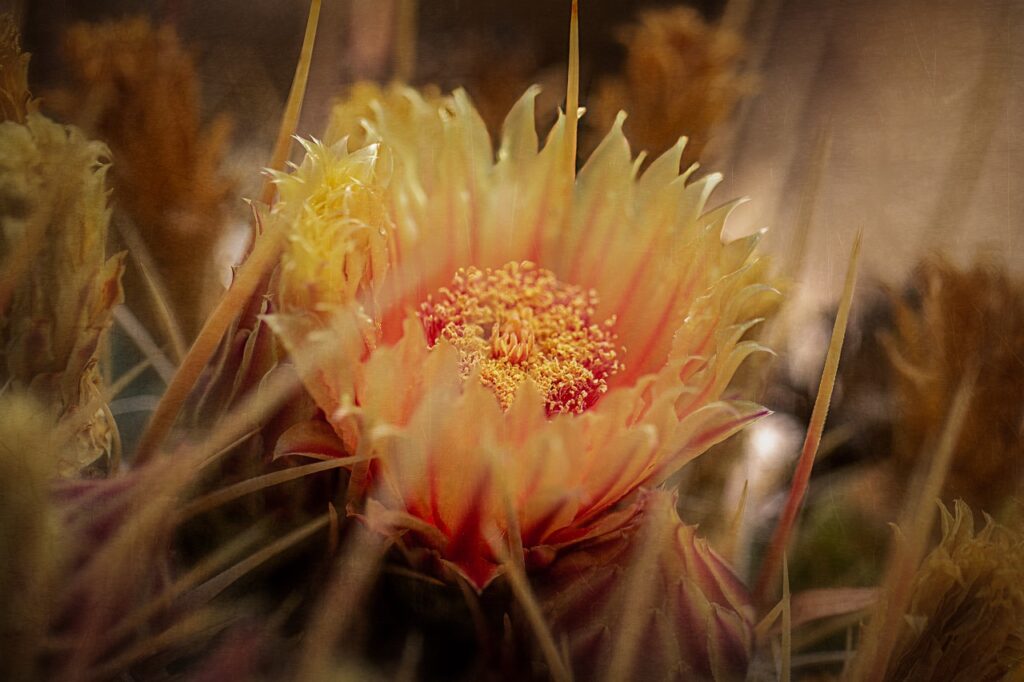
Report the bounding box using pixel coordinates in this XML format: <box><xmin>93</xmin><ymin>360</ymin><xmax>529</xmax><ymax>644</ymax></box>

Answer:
<box><xmin>0</xmin><ymin>15</ymin><xmax>36</xmax><ymax>123</ymax></box>
<box><xmin>51</xmin><ymin>17</ymin><xmax>234</xmax><ymax>338</ymax></box>
<box><xmin>886</xmin><ymin>259</ymin><xmax>1024</xmax><ymax>514</ymax></box>
<box><xmin>589</xmin><ymin>7</ymin><xmax>752</xmax><ymax>169</ymax></box>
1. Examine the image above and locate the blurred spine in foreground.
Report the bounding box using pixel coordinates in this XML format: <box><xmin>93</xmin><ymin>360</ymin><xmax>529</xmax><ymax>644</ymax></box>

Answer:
<box><xmin>0</xmin><ymin>395</ymin><xmax>59</xmax><ymax>682</ymax></box>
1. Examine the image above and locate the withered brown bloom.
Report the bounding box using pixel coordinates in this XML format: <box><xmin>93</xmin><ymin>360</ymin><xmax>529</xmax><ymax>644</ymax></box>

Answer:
<box><xmin>884</xmin><ymin>500</ymin><xmax>1024</xmax><ymax>681</ymax></box>
<box><xmin>589</xmin><ymin>7</ymin><xmax>752</xmax><ymax>169</ymax></box>
<box><xmin>51</xmin><ymin>17</ymin><xmax>234</xmax><ymax>339</ymax></box>
<box><xmin>886</xmin><ymin>259</ymin><xmax>1024</xmax><ymax>515</ymax></box>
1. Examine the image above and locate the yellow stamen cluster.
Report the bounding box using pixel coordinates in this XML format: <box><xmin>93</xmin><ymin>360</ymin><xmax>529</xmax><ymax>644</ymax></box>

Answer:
<box><xmin>419</xmin><ymin>261</ymin><xmax>622</xmax><ymax>415</ymax></box>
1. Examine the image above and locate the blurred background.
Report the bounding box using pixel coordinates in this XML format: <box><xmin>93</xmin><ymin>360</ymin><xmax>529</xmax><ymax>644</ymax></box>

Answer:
<box><xmin>15</xmin><ymin>0</ymin><xmax>1022</xmax><ymax>301</ymax></box>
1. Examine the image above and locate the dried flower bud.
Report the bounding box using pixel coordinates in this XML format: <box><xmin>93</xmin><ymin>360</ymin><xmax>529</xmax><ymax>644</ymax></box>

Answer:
<box><xmin>52</xmin><ymin>18</ymin><xmax>233</xmax><ymax>338</ymax></box>
<box><xmin>589</xmin><ymin>8</ymin><xmax>752</xmax><ymax>169</ymax></box>
<box><xmin>885</xmin><ymin>500</ymin><xmax>1024</xmax><ymax>681</ymax></box>
<box><xmin>534</xmin><ymin>490</ymin><xmax>755</xmax><ymax>681</ymax></box>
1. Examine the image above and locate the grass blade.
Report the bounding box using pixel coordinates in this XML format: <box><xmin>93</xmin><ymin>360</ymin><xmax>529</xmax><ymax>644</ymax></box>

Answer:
<box><xmin>754</xmin><ymin>232</ymin><xmax>862</xmax><ymax>605</ymax></box>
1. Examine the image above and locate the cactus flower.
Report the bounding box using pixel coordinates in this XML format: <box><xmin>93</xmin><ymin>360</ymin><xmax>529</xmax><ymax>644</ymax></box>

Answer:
<box><xmin>266</xmin><ymin>84</ymin><xmax>777</xmax><ymax>591</ymax></box>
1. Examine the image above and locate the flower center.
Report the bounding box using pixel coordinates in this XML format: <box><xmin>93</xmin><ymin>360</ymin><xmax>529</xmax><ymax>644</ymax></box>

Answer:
<box><xmin>419</xmin><ymin>261</ymin><xmax>622</xmax><ymax>415</ymax></box>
